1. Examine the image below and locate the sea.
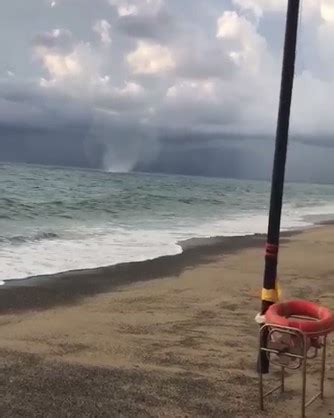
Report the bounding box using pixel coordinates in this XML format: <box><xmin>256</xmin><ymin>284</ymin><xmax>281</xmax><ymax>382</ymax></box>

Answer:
<box><xmin>1</xmin><ymin>162</ymin><xmax>334</xmax><ymax>284</ymax></box>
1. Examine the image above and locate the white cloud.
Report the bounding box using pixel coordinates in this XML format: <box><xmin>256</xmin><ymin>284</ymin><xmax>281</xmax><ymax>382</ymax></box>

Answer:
<box><xmin>321</xmin><ymin>0</ymin><xmax>334</xmax><ymax>22</ymax></box>
<box><xmin>119</xmin><ymin>4</ymin><xmax>138</xmax><ymax>16</ymax></box>
<box><xmin>109</xmin><ymin>0</ymin><xmax>163</xmax><ymax>17</ymax></box>
<box><xmin>95</xmin><ymin>75</ymin><xmax>110</xmax><ymax>86</ymax></box>
<box><xmin>118</xmin><ymin>81</ymin><xmax>144</xmax><ymax>96</ymax></box>
<box><xmin>232</xmin><ymin>0</ymin><xmax>333</xmax><ymax>21</ymax></box>
<box><xmin>167</xmin><ymin>80</ymin><xmax>215</xmax><ymax>100</ymax></box>
<box><xmin>43</xmin><ymin>53</ymin><xmax>82</xmax><ymax>78</ymax></box>
<box><xmin>127</xmin><ymin>41</ymin><xmax>175</xmax><ymax>74</ymax></box>
<box><xmin>95</xmin><ymin>78</ymin><xmax>144</xmax><ymax>96</ymax></box>
<box><xmin>36</xmin><ymin>42</ymin><xmax>104</xmax><ymax>94</ymax></box>
<box><xmin>34</xmin><ymin>31</ymin><xmax>84</xmax><ymax>81</ymax></box>
<box><xmin>317</xmin><ymin>18</ymin><xmax>334</xmax><ymax>80</ymax></box>
<box><xmin>217</xmin><ymin>11</ymin><xmax>269</xmax><ymax>74</ymax></box>
<box><xmin>144</xmin><ymin>0</ymin><xmax>163</xmax><ymax>14</ymax></box>
<box><xmin>33</xmin><ymin>28</ymin><xmax>74</xmax><ymax>55</ymax></box>
<box><xmin>232</xmin><ymin>0</ymin><xmax>285</xmax><ymax>17</ymax></box>
<box><xmin>6</xmin><ymin>0</ymin><xmax>334</xmax><ymax>146</ymax></box>
<box><xmin>292</xmin><ymin>71</ymin><xmax>334</xmax><ymax>136</ymax></box>
<box><xmin>93</xmin><ymin>20</ymin><xmax>112</xmax><ymax>45</ymax></box>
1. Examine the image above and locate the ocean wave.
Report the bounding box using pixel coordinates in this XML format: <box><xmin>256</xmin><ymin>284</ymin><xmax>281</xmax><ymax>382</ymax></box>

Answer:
<box><xmin>0</xmin><ymin>193</ymin><xmax>227</xmax><ymax>221</ymax></box>
<box><xmin>1</xmin><ymin>164</ymin><xmax>334</xmax><ymax>282</ymax></box>
<box><xmin>0</xmin><ymin>231</ymin><xmax>60</xmax><ymax>245</ymax></box>
<box><xmin>0</xmin><ymin>197</ymin><xmax>17</xmax><ymax>206</ymax></box>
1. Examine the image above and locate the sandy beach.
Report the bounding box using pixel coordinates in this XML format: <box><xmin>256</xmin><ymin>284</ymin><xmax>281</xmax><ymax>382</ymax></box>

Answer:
<box><xmin>0</xmin><ymin>226</ymin><xmax>333</xmax><ymax>417</ymax></box>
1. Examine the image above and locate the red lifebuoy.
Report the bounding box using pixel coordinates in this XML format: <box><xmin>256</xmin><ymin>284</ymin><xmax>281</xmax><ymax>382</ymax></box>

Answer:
<box><xmin>265</xmin><ymin>300</ymin><xmax>334</xmax><ymax>336</ymax></box>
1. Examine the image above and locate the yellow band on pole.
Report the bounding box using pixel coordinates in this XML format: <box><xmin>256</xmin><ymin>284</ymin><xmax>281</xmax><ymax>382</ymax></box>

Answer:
<box><xmin>261</xmin><ymin>280</ymin><xmax>281</xmax><ymax>303</ymax></box>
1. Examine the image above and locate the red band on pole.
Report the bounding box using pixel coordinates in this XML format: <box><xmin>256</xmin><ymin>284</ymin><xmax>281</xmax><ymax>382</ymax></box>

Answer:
<box><xmin>265</xmin><ymin>243</ymin><xmax>279</xmax><ymax>258</ymax></box>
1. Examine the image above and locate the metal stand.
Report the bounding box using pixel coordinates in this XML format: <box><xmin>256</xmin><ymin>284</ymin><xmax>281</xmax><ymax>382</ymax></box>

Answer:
<box><xmin>259</xmin><ymin>324</ymin><xmax>328</xmax><ymax>418</ymax></box>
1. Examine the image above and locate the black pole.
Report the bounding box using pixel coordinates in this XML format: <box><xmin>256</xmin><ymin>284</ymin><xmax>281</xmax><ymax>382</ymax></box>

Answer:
<box><xmin>258</xmin><ymin>0</ymin><xmax>300</xmax><ymax>374</ymax></box>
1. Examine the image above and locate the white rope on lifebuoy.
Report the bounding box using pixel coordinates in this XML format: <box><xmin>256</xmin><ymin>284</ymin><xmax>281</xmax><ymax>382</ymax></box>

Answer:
<box><xmin>255</xmin><ymin>313</ymin><xmax>266</xmax><ymax>324</ymax></box>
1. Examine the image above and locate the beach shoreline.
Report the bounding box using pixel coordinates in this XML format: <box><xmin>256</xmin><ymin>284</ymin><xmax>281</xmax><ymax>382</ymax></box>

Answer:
<box><xmin>0</xmin><ymin>225</ymin><xmax>333</xmax><ymax>416</ymax></box>
<box><xmin>0</xmin><ymin>229</ymin><xmax>300</xmax><ymax>314</ymax></box>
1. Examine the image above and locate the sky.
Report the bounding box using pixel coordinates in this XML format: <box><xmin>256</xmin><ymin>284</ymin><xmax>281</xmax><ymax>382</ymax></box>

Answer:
<box><xmin>1</xmin><ymin>0</ymin><xmax>334</xmax><ymax>181</ymax></box>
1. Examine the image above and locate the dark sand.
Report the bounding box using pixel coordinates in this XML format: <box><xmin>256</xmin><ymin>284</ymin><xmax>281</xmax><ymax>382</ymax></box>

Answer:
<box><xmin>0</xmin><ymin>227</ymin><xmax>333</xmax><ymax>417</ymax></box>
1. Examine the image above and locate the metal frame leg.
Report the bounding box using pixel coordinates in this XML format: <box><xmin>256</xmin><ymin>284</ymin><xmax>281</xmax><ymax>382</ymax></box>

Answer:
<box><xmin>259</xmin><ymin>360</ymin><xmax>264</xmax><ymax>410</ymax></box>
<box><xmin>320</xmin><ymin>336</ymin><xmax>327</xmax><ymax>400</ymax></box>
<box><xmin>301</xmin><ymin>351</ymin><xmax>307</xmax><ymax>418</ymax></box>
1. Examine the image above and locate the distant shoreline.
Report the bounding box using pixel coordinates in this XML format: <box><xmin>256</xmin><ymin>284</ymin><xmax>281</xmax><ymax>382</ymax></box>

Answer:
<box><xmin>1</xmin><ymin>219</ymin><xmax>333</xmax><ymax>315</ymax></box>
<box><xmin>0</xmin><ymin>229</ymin><xmax>303</xmax><ymax>315</ymax></box>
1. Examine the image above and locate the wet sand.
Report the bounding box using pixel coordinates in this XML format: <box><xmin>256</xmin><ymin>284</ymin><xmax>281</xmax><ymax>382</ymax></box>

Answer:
<box><xmin>0</xmin><ymin>227</ymin><xmax>333</xmax><ymax>417</ymax></box>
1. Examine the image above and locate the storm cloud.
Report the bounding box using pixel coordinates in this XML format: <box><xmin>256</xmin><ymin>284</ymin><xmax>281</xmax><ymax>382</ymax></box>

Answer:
<box><xmin>1</xmin><ymin>0</ymin><xmax>334</xmax><ymax>181</ymax></box>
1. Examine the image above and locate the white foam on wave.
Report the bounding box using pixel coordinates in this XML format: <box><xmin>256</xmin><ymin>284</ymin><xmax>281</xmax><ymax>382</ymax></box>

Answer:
<box><xmin>0</xmin><ymin>228</ymin><xmax>183</xmax><ymax>282</ymax></box>
<box><xmin>1</xmin><ymin>202</ymin><xmax>333</xmax><ymax>282</ymax></box>
<box><xmin>178</xmin><ymin>206</ymin><xmax>313</xmax><ymax>241</ymax></box>
<box><xmin>287</xmin><ymin>202</ymin><xmax>334</xmax><ymax>222</ymax></box>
